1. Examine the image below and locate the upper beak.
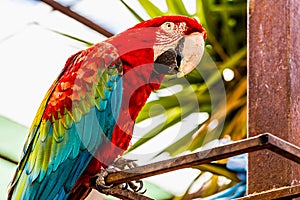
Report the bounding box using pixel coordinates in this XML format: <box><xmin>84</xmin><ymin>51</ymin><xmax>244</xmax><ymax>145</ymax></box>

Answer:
<box><xmin>176</xmin><ymin>32</ymin><xmax>205</xmax><ymax>78</ymax></box>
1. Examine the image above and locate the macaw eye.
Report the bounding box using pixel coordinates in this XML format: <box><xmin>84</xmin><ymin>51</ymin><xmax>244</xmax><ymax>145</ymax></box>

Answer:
<box><xmin>162</xmin><ymin>22</ymin><xmax>175</xmax><ymax>31</ymax></box>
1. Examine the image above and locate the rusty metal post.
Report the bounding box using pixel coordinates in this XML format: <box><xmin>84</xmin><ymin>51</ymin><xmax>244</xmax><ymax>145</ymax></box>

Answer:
<box><xmin>248</xmin><ymin>0</ymin><xmax>300</xmax><ymax>195</ymax></box>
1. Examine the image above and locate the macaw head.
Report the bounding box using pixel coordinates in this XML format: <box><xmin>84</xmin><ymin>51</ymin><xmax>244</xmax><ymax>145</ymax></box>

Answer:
<box><xmin>108</xmin><ymin>15</ymin><xmax>206</xmax><ymax>78</ymax></box>
<box><xmin>132</xmin><ymin>15</ymin><xmax>206</xmax><ymax>78</ymax></box>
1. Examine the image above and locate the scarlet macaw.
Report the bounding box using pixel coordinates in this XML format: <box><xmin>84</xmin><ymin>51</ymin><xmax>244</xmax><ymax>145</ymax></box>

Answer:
<box><xmin>8</xmin><ymin>15</ymin><xmax>206</xmax><ymax>199</ymax></box>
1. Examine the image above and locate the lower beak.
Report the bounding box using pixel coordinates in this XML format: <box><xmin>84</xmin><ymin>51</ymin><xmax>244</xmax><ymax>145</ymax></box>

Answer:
<box><xmin>176</xmin><ymin>32</ymin><xmax>205</xmax><ymax>78</ymax></box>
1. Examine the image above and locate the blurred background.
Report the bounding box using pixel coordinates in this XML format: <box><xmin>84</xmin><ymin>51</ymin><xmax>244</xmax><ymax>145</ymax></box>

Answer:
<box><xmin>0</xmin><ymin>0</ymin><xmax>247</xmax><ymax>199</ymax></box>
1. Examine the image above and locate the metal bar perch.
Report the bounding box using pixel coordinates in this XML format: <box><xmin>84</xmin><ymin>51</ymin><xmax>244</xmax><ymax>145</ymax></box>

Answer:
<box><xmin>91</xmin><ymin>133</ymin><xmax>300</xmax><ymax>199</ymax></box>
<box><xmin>105</xmin><ymin>133</ymin><xmax>300</xmax><ymax>186</ymax></box>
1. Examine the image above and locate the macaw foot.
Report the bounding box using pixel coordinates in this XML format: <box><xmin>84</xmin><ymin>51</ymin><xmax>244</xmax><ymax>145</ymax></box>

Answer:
<box><xmin>93</xmin><ymin>157</ymin><xmax>146</xmax><ymax>195</ymax></box>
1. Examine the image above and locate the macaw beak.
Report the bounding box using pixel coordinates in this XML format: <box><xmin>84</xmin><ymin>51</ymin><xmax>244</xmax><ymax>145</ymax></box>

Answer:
<box><xmin>154</xmin><ymin>32</ymin><xmax>205</xmax><ymax>77</ymax></box>
<box><xmin>176</xmin><ymin>32</ymin><xmax>205</xmax><ymax>78</ymax></box>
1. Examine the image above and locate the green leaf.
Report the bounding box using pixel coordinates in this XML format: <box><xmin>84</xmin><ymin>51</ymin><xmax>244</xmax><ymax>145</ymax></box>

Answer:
<box><xmin>218</xmin><ymin>45</ymin><xmax>247</xmax><ymax>70</ymax></box>
<box><xmin>210</xmin><ymin>3</ymin><xmax>247</xmax><ymax>13</ymax></box>
<box><xmin>143</xmin><ymin>180</ymin><xmax>174</xmax><ymax>199</ymax></box>
<box><xmin>128</xmin><ymin>106</ymin><xmax>182</xmax><ymax>151</ymax></box>
<box><xmin>195</xmin><ymin>0</ymin><xmax>208</xmax><ymax>27</ymax></box>
<box><xmin>50</xmin><ymin>29</ymin><xmax>94</xmax><ymax>46</ymax></box>
<box><xmin>200</xmin><ymin>174</ymin><xmax>219</xmax><ymax>197</ymax></box>
<box><xmin>186</xmin><ymin>123</ymin><xmax>209</xmax><ymax>151</ymax></box>
<box><xmin>120</xmin><ymin>0</ymin><xmax>145</xmax><ymax>22</ymax></box>
<box><xmin>194</xmin><ymin>163</ymin><xmax>240</xmax><ymax>182</ymax></box>
<box><xmin>166</xmin><ymin>0</ymin><xmax>189</xmax><ymax>16</ymax></box>
<box><xmin>0</xmin><ymin>116</ymin><xmax>28</xmax><ymax>198</ymax></box>
<box><xmin>0</xmin><ymin>116</ymin><xmax>28</xmax><ymax>163</ymax></box>
<box><xmin>129</xmin><ymin>102</ymin><xmax>200</xmax><ymax>152</ymax></box>
<box><xmin>136</xmin><ymin>95</ymin><xmax>181</xmax><ymax>123</ymax></box>
<box><xmin>138</xmin><ymin>0</ymin><xmax>166</xmax><ymax>18</ymax></box>
<box><xmin>136</xmin><ymin>88</ymin><xmax>211</xmax><ymax>123</ymax></box>
<box><xmin>155</xmin><ymin>127</ymin><xmax>199</xmax><ymax>157</ymax></box>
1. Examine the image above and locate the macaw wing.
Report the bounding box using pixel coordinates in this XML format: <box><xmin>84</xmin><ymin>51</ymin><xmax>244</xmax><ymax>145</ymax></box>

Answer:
<box><xmin>8</xmin><ymin>42</ymin><xmax>123</xmax><ymax>199</ymax></box>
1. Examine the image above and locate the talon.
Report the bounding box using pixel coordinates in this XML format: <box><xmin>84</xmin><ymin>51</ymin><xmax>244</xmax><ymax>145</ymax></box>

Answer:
<box><xmin>94</xmin><ymin>171</ymin><xmax>114</xmax><ymax>191</ymax></box>
<box><xmin>135</xmin><ymin>180</ymin><xmax>144</xmax><ymax>192</ymax></box>
<box><xmin>129</xmin><ymin>179</ymin><xmax>146</xmax><ymax>194</ymax></box>
<box><xmin>112</xmin><ymin>158</ymin><xmax>146</xmax><ymax>194</ymax></box>
<box><xmin>93</xmin><ymin>157</ymin><xmax>147</xmax><ymax>195</ymax></box>
<box><xmin>140</xmin><ymin>188</ymin><xmax>147</xmax><ymax>194</ymax></box>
